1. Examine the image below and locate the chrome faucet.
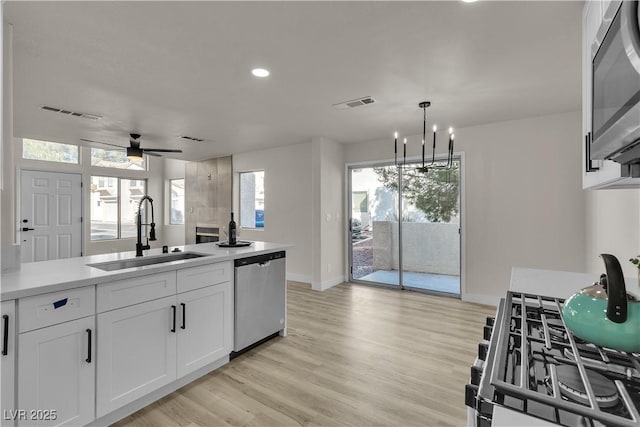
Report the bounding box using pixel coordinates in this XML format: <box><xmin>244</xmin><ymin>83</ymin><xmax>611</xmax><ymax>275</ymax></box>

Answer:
<box><xmin>136</xmin><ymin>195</ymin><xmax>157</xmax><ymax>257</ymax></box>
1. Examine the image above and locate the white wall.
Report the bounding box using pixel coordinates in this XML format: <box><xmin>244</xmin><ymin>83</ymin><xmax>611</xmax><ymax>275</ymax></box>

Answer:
<box><xmin>585</xmin><ymin>189</ymin><xmax>640</xmax><ymax>279</ymax></box>
<box><xmin>345</xmin><ymin>111</ymin><xmax>586</xmax><ymax>304</ymax></box>
<box><xmin>0</xmin><ymin>22</ymin><xmax>17</xmax><ymax>272</ymax></box>
<box><xmin>233</xmin><ymin>143</ymin><xmax>313</xmax><ymax>282</ymax></box>
<box><xmin>313</xmin><ymin>137</ymin><xmax>345</xmax><ymax>290</ymax></box>
<box><xmin>163</xmin><ymin>157</ymin><xmax>186</xmax><ymax>247</ymax></box>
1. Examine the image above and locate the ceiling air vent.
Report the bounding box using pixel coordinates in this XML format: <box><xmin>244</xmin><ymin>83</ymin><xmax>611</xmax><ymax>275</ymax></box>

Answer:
<box><xmin>40</xmin><ymin>105</ymin><xmax>101</xmax><ymax>120</ymax></box>
<box><xmin>179</xmin><ymin>135</ymin><xmax>205</xmax><ymax>143</ymax></box>
<box><xmin>332</xmin><ymin>96</ymin><xmax>376</xmax><ymax>109</ymax></box>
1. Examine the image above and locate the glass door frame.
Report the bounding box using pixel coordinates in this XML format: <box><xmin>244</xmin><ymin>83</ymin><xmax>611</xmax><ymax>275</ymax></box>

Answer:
<box><xmin>346</xmin><ymin>153</ymin><xmax>465</xmax><ymax>298</ymax></box>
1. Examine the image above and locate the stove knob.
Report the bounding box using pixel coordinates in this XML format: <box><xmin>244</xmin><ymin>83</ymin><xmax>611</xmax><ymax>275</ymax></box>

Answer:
<box><xmin>485</xmin><ymin>316</ymin><xmax>495</xmax><ymax>327</ymax></box>
<box><xmin>483</xmin><ymin>325</ymin><xmax>493</xmax><ymax>341</ymax></box>
<box><xmin>470</xmin><ymin>365</ymin><xmax>483</xmax><ymax>386</ymax></box>
<box><xmin>464</xmin><ymin>384</ymin><xmax>478</xmax><ymax>408</ymax></box>
<box><xmin>478</xmin><ymin>342</ymin><xmax>489</xmax><ymax>361</ymax></box>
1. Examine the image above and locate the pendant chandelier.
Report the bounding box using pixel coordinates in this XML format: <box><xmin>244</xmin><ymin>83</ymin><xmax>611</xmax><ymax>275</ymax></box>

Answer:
<box><xmin>394</xmin><ymin>101</ymin><xmax>455</xmax><ymax>171</ymax></box>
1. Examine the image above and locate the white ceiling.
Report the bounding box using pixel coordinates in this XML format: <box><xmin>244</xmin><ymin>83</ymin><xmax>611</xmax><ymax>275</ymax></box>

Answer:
<box><xmin>5</xmin><ymin>1</ymin><xmax>582</xmax><ymax>161</ymax></box>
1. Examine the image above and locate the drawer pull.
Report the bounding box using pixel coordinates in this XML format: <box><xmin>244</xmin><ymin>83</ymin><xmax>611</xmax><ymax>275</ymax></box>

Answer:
<box><xmin>2</xmin><ymin>315</ymin><xmax>8</xmax><ymax>356</ymax></box>
<box><xmin>181</xmin><ymin>303</ymin><xmax>186</xmax><ymax>330</ymax></box>
<box><xmin>53</xmin><ymin>298</ymin><xmax>68</xmax><ymax>309</ymax></box>
<box><xmin>171</xmin><ymin>305</ymin><xmax>176</xmax><ymax>333</ymax></box>
<box><xmin>86</xmin><ymin>329</ymin><xmax>92</xmax><ymax>363</ymax></box>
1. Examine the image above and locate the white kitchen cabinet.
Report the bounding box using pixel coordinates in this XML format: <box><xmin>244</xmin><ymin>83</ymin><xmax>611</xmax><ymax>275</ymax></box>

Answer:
<box><xmin>176</xmin><ymin>282</ymin><xmax>233</xmax><ymax>378</ymax></box>
<box><xmin>96</xmin><ymin>295</ymin><xmax>177</xmax><ymax>417</ymax></box>
<box><xmin>96</xmin><ymin>263</ymin><xmax>234</xmax><ymax>417</ymax></box>
<box><xmin>1</xmin><ymin>301</ymin><xmax>16</xmax><ymax>427</ymax></box>
<box><xmin>18</xmin><ymin>316</ymin><xmax>95</xmax><ymax>427</ymax></box>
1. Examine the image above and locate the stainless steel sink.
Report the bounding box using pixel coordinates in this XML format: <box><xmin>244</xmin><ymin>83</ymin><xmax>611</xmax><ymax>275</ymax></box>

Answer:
<box><xmin>88</xmin><ymin>252</ymin><xmax>209</xmax><ymax>271</ymax></box>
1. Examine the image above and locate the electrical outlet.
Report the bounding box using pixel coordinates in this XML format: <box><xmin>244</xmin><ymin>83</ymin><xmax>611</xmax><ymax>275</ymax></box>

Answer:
<box><xmin>327</xmin><ymin>263</ymin><xmax>332</xmax><ymax>273</ymax></box>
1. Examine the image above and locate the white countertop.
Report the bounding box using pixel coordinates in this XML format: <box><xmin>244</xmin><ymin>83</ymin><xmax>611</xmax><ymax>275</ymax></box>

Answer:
<box><xmin>0</xmin><ymin>241</ymin><xmax>292</xmax><ymax>301</ymax></box>
<box><xmin>510</xmin><ymin>267</ymin><xmax>639</xmax><ymax>300</ymax></box>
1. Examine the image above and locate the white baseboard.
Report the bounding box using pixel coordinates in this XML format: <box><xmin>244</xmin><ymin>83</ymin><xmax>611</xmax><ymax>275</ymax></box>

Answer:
<box><xmin>312</xmin><ymin>275</ymin><xmax>345</xmax><ymax>291</ymax></box>
<box><xmin>286</xmin><ymin>273</ymin><xmax>312</xmax><ymax>284</ymax></box>
<box><xmin>462</xmin><ymin>293</ymin><xmax>499</xmax><ymax>307</ymax></box>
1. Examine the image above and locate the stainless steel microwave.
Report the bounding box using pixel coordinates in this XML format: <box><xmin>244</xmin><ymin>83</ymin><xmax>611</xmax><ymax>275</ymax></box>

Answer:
<box><xmin>591</xmin><ymin>0</ymin><xmax>640</xmax><ymax>169</ymax></box>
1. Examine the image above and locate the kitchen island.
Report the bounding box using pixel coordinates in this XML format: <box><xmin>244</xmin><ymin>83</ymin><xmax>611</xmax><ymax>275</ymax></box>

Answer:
<box><xmin>0</xmin><ymin>241</ymin><xmax>290</xmax><ymax>427</ymax></box>
<box><xmin>0</xmin><ymin>241</ymin><xmax>291</xmax><ymax>301</ymax></box>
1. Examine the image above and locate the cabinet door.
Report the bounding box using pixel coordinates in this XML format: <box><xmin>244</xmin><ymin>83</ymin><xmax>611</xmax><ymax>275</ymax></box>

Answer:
<box><xmin>18</xmin><ymin>316</ymin><xmax>95</xmax><ymax>427</ymax></box>
<box><xmin>1</xmin><ymin>301</ymin><xmax>16</xmax><ymax>427</ymax></box>
<box><xmin>177</xmin><ymin>282</ymin><xmax>233</xmax><ymax>378</ymax></box>
<box><xmin>96</xmin><ymin>296</ymin><xmax>177</xmax><ymax>417</ymax></box>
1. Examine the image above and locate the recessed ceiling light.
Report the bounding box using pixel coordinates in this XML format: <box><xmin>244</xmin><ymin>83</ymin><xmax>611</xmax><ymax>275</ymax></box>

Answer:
<box><xmin>251</xmin><ymin>68</ymin><xmax>270</xmax><ymax>78</ymax></box>
<box><xmin>462</xmin><ymin>0</ymin><xmax>478</xmax><ymax>2</ymax></box>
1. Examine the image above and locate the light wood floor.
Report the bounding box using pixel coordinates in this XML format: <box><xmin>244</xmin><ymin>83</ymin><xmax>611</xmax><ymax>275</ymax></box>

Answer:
<box><xmin>114</xmin><ymin>282</ymin><xmax>496</xmax><ymax>427</ymax></box>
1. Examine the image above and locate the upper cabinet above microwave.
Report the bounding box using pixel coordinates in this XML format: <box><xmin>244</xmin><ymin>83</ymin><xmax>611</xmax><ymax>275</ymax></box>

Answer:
<box><xmin>582</xmin><ymin>0</ymin><xmax>640</xmax><ymax>189</ymax></box>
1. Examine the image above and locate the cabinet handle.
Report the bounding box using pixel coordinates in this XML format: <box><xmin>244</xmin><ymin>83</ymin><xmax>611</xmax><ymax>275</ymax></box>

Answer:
<box><xmin>171</xmin><ymin>305</ymin><xmax>176</xmax><ymax>333</ymax></box>
<box><xmin>586</xmin><ymin>132</ymin><xmax>600</xmax><ymax>172</ymax></box>
<box><xmin>180</xmin><ymin>303</ymin><xmax>186</xmax><ymax>330</ymax></box>
<box><xmin>85</xmin><ymin>329</ymin><xmax>92</xmax><ymax>363</ymax></box>
<box><xmin>2</xmin><ymin>315</ymin><xmax>8</xmax><ymax>356</ymax></box>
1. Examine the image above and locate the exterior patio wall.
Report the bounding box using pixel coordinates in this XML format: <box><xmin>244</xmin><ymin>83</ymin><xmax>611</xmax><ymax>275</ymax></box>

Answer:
<box><xmin>373</xmin><ymin>221</ymin><xmax>460</xmax><ymax>276</ymax></box>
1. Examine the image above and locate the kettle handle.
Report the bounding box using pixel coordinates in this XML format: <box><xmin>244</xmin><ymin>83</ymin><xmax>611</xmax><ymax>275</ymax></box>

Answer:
<box><xmin>601</xmin><ymin>254</ymin><xmax>627</xmax><ymax>323</ymax></box>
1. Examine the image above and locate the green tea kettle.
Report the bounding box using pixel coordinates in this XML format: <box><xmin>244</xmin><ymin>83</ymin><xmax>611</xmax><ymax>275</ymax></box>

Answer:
<box><xmin>562</xmin><ymin>254</ymin><xmax>640</xmax><ymax>353</ymax></box>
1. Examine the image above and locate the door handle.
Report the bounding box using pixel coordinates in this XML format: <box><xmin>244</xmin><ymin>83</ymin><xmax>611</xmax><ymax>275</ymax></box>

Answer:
<box><xmin>2</xmin><ymin>315</ymin><xmax>8</xmax><ymax>356</ymax></box>
<box><xmin>171</xmin><ymin>305</ymin><xmax>176</xmax><ymax>333</ymax></box>
<box><xmin>85</xmin><ymin>328</ymin><xmax>92</xmax><ymax>363</ymax></box>
<box><xmin>21</xmin><ymin>227</ymin><xmax>34</xmax><ymax>232</ymax></box>
<box><xmin>180</xmin><ymin>303</ymin><xmax>186</xmax><ymax>330</ymax></box>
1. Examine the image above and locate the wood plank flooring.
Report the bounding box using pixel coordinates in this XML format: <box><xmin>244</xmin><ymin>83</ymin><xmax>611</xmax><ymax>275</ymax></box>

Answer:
<box><xmin>113</xmin><ymin>281</ymin><xmax>496</xmax><ymax>427</ymax></box>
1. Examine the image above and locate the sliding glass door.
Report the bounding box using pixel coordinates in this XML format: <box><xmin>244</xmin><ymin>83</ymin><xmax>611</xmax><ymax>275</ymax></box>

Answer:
<box><xmin>400</xmin><ymin>160</ymin><xmax>460</xmax><ymax>295</ymax></box>
<box><xmin>349</xmin><ymin>165</ymin><xmax>400</xmax><ymax>287</ymax></box>
<box><xmin>348</xmin><ymin>159</ymin><xmax>461</xmax><ymax>296</ymax></box>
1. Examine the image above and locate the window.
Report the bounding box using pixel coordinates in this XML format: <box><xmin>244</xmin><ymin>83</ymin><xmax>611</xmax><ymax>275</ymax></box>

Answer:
<box><xmin>90</xmin><ymin>176</ymin><xmax>146</xmax><ymax>240</ymax></box>
<box><xmin>91</xmin><ymin>147</ymin><xmax>146</xmax><ymax>170</ymax></box>
<box><xmin>22</xmin><ymin>139</ymin><xmax>79</xmax><ymax>164</ymax></box>
<box><xmin>169</xmin><ymin>179</ymin><xmax>185</xmax><ymax>225</ymax></box>
<box><xmin>239</xmin><ymin>171</ymin><xmax>264</xmax><ymax>229</ymax></box>
<box><xmin>352</xmin><ymin>191</ymin><xmax>368</xmax><ymax>213</ymax></box>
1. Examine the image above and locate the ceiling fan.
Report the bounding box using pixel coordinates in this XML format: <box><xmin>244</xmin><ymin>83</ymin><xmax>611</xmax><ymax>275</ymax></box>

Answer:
<box><xmin>80</xmin><ymin>133</ymin><xmax>183</xmax><ymax>159</ymax></box>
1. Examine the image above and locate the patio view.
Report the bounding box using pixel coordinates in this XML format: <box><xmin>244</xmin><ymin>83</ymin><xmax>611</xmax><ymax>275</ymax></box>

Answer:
<box><xmin>351</xmin><ymin>162</ymin><xmax>461</xmax><ymax>295</ymax></box>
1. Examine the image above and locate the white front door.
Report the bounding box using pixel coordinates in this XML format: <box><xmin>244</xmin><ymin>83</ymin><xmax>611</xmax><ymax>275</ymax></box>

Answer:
<box><xmin>20</xmin><ymin>170</ymin><xmax>82</xmax><ymax>263</ymax></box>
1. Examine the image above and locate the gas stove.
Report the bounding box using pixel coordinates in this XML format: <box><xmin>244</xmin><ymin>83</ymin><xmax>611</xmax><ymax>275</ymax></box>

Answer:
<box><xmin>466</xmin><ymin>291</ymin><xmax>640</xmax><ymax>427</ymax></box>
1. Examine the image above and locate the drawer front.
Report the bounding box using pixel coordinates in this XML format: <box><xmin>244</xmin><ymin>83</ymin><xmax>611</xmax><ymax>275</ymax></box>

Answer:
<box><xmin>177</xmin><ymin>262</ymin><xmax>232</xmax><ymax>294</ymax></box>
<box><xmin>97</xmin><ymin>271</ymin><xmax>177</xmax><ymax>313</ymax></box>
<box><xmin>19</xmin><ymin>286</ymin><xmax>95</xmax><ymax>333</ymax></box>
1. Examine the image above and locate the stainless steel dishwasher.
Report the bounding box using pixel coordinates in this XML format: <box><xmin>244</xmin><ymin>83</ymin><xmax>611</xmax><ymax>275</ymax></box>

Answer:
<box><xmin>234</xmin><ymin>251</ymin><xmax>286</xmax><ymax>352</ymax></box>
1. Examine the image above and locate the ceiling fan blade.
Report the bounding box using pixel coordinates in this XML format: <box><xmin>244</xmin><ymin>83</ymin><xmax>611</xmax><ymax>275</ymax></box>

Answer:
<box><xmin>143</xmin><ymin>148</ymin><xmax>183</xmax><ymax>153</ymax></box>
<box><xmin>79</xmin><ymin>138</ymin><xmax>126</xmax><ymax>150</ymax></box>
<box><xmin>144</xmin><ymin>151</ymin><xmax>162</xmax><ymax>157</ymax></box>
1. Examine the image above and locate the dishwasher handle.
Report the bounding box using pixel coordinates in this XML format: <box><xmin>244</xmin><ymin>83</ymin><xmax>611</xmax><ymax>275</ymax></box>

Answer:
<box><xmin>258</xmin><ymin>261</ymin><xmax>270</xmax><ymax>267</ymax></box>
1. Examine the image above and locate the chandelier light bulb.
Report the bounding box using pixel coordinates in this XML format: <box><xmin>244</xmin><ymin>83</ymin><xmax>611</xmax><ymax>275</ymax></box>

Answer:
<box><xmin>433</xmin><ymin>125</ymin><xmax>437</xmax><ymax>132</ymax></box>
<box><xmin>449</xmin><ymin>127</ymin><xmax>453</xmax><ymax>134</ymax></box>
<box><xmin>394</xmin><ymin>131</ymin><xmax>398</xmax><ymax>139</ymax></box>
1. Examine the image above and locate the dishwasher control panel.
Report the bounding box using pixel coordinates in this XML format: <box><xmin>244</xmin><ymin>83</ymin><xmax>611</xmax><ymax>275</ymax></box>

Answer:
<box><xmin>234</xmin><ymin>250</ymin><xmax>285</xmax><ymax>267</ymax></box>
